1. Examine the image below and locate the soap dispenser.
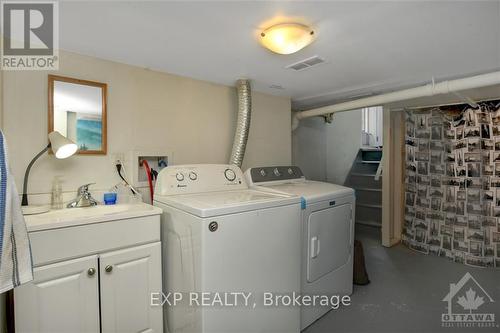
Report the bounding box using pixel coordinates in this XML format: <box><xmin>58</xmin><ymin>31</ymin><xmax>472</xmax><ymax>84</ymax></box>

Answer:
<box><xmin>51</xmin><ymin>176</ymin><xmax>63</xmax><ymax>210</ymax></box>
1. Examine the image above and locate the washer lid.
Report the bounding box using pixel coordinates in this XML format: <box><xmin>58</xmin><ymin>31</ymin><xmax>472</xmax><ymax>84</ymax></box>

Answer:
<box><xmin>154</xmin><ymin>189</ymin><xmax>300</xmax><ymax>217</ymax></box>
<box><xmin>258</xmin><ymin>181</ymin><xmax>354</xmax><ymax>204</ymax></box>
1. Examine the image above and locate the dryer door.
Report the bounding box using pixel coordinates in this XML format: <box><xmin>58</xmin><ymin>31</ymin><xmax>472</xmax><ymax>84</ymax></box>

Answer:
<box><xmin>307</xmin><ymin>202</ymin><xmax>352</xmax><ymax>283</ymax></box>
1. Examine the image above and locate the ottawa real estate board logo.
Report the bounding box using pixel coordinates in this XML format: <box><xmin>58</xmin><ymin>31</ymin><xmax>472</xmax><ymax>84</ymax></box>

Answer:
<box><xmin>442</xmin><ymin>272</ymin><xmax>498</xmax><ymax>329</ymax></box>
<box><xmin>1</xmin><ymin>1</ymin><xmax>58</xmax><ymax>70</ymax></box>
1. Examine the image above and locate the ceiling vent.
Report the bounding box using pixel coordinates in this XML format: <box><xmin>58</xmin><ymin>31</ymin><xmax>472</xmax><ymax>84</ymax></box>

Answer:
<box><xmin>286</xmin><ymin>56</ymin><xmax>325</xmax><ymax>71</ymax></box>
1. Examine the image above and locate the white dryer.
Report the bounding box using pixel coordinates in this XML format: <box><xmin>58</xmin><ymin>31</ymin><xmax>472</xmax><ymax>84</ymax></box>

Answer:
<box><xmin>154</xmin><ymin>164</ymin><xmax>301</xmax><ymax>333</ymax></box>
<box><xmin>245</xmin><ymin>166</ymin><xmax>355</xmax><ymax>330</ymax></box>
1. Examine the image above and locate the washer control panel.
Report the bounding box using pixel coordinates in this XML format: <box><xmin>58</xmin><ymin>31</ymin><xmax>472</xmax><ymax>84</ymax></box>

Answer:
<box><xmin>247</xmin><ymin>166</ymin><xmax>304</xmax><ymax>184</ymax></box>
<box><xmin>224</xmin><ymin>168</ymin><xmax>236</xmax><ymax>181</ymax></box>
<box><xmin>155</xmin><ymin>164</ymin><xmax>247</xmax><ymax>196</ymax></box>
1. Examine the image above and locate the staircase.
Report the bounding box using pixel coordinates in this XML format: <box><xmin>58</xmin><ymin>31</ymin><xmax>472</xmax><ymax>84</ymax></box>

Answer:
<box><xmin>345</xmin><ymin>147</ymin><xmax>382</xmax><ymax>228</ymax></box>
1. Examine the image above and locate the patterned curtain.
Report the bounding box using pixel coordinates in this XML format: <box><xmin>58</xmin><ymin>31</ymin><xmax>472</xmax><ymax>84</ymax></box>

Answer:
<box><xmin>403</xmin><ymin>100</ymin><xmax>500</xmax><ymax>268</ymax></box>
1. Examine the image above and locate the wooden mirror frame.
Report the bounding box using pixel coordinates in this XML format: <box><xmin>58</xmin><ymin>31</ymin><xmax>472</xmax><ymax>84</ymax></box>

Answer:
<box><xmin>48</xmin><ymin>75</ymin><xmax>108</xmax><ymax>155</ymax></box>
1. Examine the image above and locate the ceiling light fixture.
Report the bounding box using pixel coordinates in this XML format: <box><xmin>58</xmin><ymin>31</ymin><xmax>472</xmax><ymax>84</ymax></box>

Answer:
<box><xmin>260</xmin><ymin>23</ymin><xmax>314</xmax><ymax>55</ymax></box>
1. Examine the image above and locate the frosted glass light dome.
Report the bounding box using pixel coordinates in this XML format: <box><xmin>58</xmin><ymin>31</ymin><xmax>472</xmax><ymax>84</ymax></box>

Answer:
<box><xmin>260</xmin><ymin>23</ymin><xmax>315</xmax><ymax>55</ymax></box>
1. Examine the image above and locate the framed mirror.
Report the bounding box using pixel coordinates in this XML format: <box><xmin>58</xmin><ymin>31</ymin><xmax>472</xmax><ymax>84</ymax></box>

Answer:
<box><xmin>48</xmin><ymin>75</ymin><xmax>107</xmax><ymax>154</ymax></box>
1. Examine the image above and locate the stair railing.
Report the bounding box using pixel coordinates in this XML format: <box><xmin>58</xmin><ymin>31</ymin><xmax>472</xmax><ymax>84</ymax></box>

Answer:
<box><xmin>375</xmin><ymin>156</ymin><xmax>383</xmax><ymax>181</ymax></box>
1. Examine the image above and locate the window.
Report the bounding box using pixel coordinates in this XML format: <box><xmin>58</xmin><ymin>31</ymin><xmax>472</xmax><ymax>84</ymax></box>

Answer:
<box><xmin>361</xmin><ymin>106</ymin><xmax>383</xmax><ymax>147</ymax></box>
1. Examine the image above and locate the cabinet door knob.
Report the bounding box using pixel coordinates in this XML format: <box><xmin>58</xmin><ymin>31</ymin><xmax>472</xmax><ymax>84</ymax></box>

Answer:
<box><xmin>105</xmin><ymin>265</ymin><xmax>113</xmax><ymax>273</ymax></box>
<box><xmin>87</xmin><ymin>268</ymin><xmax>96</xmax><ymax>276</ymax></box>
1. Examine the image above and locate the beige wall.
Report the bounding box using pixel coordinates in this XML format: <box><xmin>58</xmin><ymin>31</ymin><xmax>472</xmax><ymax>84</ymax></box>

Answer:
<box><xmin>0</xmin><ymin>68</ymin><xmax>3</xmax><ymax>128</ymax></box>
<box><xmin>2</xmin><ymin>51</ymin><xmax>291</xmax><ymax>201</ymax></box>
<box><xmin>292</xmin><ymin>110</ymin><xmax>362</xmax><ymax>185</ymax></box>
<box><xmin>325</xmin><ymin>109</ymin><xmax>362</xmax><ymax>185</ymax></box>
<box><xmin>0</xmin><ymin>68</ymin><xmax>4</xmax><ymax>333</ymax></box>
<box><xmin>292</xmin><ymin>117</ymin><xmax>327</xmax><ymax>181</ymax></box>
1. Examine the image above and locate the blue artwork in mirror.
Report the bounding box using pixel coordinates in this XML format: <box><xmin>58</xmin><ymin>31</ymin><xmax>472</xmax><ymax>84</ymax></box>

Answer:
<box><xmin>76</xmin><ymin>118</ymin><xmax>102</xmax><ymax>151</ymax></box>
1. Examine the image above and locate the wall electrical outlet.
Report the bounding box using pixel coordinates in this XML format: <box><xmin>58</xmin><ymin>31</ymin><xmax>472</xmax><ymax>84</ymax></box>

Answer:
<box><xmin>112</xmin><ymin>152</ymin><xmax>125</xmax><ymax>164</ymax></box>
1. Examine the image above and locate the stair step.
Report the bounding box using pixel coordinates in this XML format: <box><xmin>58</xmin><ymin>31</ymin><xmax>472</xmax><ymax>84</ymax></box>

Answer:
<box><xmin>357</xmin><ymin>203</ymin><xmax>382</xmax><ymax>209</ymax></box>
<box><xmin>356</xmin><ymin>204</ymin><xmax>382</xmax><ymax>223</ymax></box>
<box><xmin>360</xmin><ymin>146</ymin><xmax>382</xmax><ymax>151</ymax></box>
<box><xmin>351</xmin><ymin>172</ymin><xmax>378</xmax><ymax>177</ymax></box>
<box><xmin>348</xmin><ymin>175</ymin><xmax>382</xmax><ymax>189</ymax></box>
<box><xmin>355</xmin><ymin>189</ymin><xmax>382</xmax><ymax>204</ymax></box>
<box><xmin>352</xmin><ymin>162</ymin><xmax>379</xmax><ymax>174</ymax></box>
<box><xmin>358</xmin><ymin>160</ymin><xmax>380</xmax><ymax>164</ymax></box>
<box><xmin>361</xmin><ymin>149</ymin><xmax>382</xmax><ymax>162</ymax></box>
<box><xmin>355</xmin><ymin>188</ymin><xmax>382</xmax><ymax>192</ymax></box>
<box><xmin>356</xmin><ymin>220</ymin><xmax>382</xmax><ymax>228</ymax></box>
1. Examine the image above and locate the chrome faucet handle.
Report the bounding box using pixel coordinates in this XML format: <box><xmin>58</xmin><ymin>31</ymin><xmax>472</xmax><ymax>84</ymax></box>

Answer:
<box><xmin>67</xmin><ymin>183</ymin><xmax>98</xmax><ymax>208</ymax></box>
<box><xmin>77</xmin><ymin>183</ymin><xmax>95</xmax><ymax>194</ymax></box>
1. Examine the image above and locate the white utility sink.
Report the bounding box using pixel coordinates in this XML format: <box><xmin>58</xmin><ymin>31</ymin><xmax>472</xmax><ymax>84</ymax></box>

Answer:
<box><xmin>24</xmin><ymin>203</ymin><xmax>162</xmax><ymax>232</ymax></box>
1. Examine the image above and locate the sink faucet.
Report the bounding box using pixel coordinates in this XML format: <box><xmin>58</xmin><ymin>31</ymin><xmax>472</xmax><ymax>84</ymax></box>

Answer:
<box><xmin>67</xmin><ymin>183</ymin><xmax>98</xmax><ymax>208</ymax></box>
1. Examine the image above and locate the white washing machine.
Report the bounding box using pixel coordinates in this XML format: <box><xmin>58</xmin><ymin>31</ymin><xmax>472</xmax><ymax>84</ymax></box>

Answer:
<box><xmin>245</xmin><ymin>166</ymin><xmax>355</xmax><ymax>330</ymax></box>
<box><xmin>154</xmin><ymin>164</ymin><xmax>301</xmax><ymax>333</ymax></box>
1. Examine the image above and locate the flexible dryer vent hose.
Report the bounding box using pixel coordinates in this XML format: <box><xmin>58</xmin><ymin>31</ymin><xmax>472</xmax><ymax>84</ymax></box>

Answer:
<box><xmin>229</xmin><ymin>79</ymin><xmax>252</xmax><ymax>167</ymax></box>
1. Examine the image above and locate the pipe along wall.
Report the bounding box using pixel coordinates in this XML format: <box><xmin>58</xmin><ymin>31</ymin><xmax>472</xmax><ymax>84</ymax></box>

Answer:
<box><xmin>292</xmin><ymin>71</ymin><xmax>500</xmax><ymax>130</ymax></box>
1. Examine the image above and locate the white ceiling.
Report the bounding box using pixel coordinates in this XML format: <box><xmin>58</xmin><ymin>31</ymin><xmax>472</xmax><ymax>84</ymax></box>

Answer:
<box><xmin>59</xmin><ymin>1</ymin><xmax>500</xmax><ymax>110</ymax></box>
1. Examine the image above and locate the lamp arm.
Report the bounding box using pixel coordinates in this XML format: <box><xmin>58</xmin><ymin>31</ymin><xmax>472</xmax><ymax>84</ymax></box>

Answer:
<box><xmin>21</xmin><ymin>143</ymin><xmax>51</xmax><ymax>206</ymax></box>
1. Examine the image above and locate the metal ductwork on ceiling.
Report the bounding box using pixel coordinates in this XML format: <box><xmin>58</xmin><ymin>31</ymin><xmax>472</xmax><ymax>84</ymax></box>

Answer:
<box><xmin>229</xmin><ymin>79</ymin><xmax>252</xmax><ymax>167</ymax></box>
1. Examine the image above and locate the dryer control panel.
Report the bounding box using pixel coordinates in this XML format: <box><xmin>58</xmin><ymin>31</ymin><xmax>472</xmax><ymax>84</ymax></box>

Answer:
<box><xmin>247</xmin><ymin>166</ymin><xmax>305</xmax><ymax>184</ymax></box>
<box><xmin>154</xmin><ymin>164</ymin><xmax>247</xmax><ymax>196</ymax></box>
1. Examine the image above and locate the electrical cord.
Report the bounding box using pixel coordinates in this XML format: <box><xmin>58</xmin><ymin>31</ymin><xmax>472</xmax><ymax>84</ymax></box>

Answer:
<box><xmin>150</xmin><ymin>168</ymin><xmax>158</xmax><ymax>181</ymax></box>
<box><xmin>116</xmin><ymin>163</ymin><xmax>128</xmax><ymax>183</ymax></box>
<box><xmin>115</xmin><ymin>161</ymin><xmax>140</xmax><ymax>195</ymax></box>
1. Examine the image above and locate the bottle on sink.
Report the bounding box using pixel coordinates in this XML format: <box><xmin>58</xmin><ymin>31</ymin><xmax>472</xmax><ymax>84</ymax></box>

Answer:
<box><xmin>51</xmin><ymin>176</ymin><xmax>63</xmax><ymax>210</ymax></box>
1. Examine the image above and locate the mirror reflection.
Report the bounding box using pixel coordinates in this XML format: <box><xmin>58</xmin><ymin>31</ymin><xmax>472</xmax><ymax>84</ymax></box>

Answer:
<box><xmin>49</xmin><ymin>76</ymin><xmax>107</xmax><ymax>154</ymax></box>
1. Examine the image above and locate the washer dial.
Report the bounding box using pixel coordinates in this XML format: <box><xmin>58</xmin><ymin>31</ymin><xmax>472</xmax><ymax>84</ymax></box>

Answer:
<box><xmin>224</xmin><ymin>168</ymin><xmax>236</xmax><ymax>181</ymax></box>
<box><xmin>189</xmin><ymin>172</ymin><xmax>198</xmax><ymax>181</ymax></box>
<box><xmin>175</xmin><ymin>172</ymin><xmax>184</xmax><ymax>181</ymax></box>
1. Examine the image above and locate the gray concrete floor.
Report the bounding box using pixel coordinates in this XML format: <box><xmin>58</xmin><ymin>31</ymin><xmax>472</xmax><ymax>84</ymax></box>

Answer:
<box><xmin>305</xmin><ymin>225</ymin><xmax>500</xmax><ymax>333</ymax></box>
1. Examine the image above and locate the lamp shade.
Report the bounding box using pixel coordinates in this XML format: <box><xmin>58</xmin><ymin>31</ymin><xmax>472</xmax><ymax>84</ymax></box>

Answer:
<box><xmin>260</xmin><ymin>23</ymin><xmax>314</xmax><ymax>55</ymax></box>
<box><xmin>48</xmin><ymin>131</ymin><xmax>78</xmax><ymax>159</ymax></box>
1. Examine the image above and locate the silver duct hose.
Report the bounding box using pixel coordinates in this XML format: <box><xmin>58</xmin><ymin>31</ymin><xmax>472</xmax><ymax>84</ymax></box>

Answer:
<box><xmin>229</xmin><ymin>79</ymin><xmax>252</xmax><ymax>167</ymax></box>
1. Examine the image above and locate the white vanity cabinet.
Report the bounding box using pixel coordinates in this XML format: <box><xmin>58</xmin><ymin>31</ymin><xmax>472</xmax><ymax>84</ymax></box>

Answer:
<box><xmin>14</xmin><ymin>255</ymin><xmax>101</xmax><ymax>332</ymax></box>
<box><xmin>100</xmin><ymin>242</ymin><xmax>162</xmax><ymax>333</ymax></box>
<box><xmin>14</xmin><ymin>205</ymin><xmax>163</xmax><ymax>333</ymax></box>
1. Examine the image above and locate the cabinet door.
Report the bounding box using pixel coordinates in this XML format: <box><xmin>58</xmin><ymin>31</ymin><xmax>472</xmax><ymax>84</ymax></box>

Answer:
<box><xmin>14</xmin><ymin>255</ymin><xmax>100</xmax><ymax>333</ymax></box>
<box><xmin>100</xmin><ymin>242</ymin><xmax>163</xmax><ymax>333</ymax></box>
<box><xmin>307</xmin><ymin>204</ymin><xmax>352</xmax><ymax>283</ymax></box>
